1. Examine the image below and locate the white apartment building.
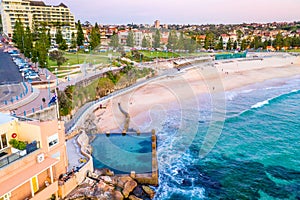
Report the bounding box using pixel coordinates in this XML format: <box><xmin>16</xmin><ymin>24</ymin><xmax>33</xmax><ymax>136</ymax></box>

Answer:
<box><xmin>0</xmin><ymin>0</ymin><xmax>75</xmax><ymax>37</ymax></box>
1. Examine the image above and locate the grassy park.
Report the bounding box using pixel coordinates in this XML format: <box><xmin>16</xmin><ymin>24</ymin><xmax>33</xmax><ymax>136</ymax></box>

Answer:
<box><xmin>47</xmin><ymin>51</ymin><xmax>121</xmax><ymax>67</ymax></box>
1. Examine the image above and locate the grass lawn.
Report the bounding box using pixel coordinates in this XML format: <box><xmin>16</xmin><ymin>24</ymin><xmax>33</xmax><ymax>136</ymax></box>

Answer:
<box><xmin>48</xmin><ymin>51</ymin><xmax>121</xmax><ymax>67</ymax></box>
<box><xmin>139</xmin><ymin>50</ymin><xmax>180</xmax><ymax>59</ymax></box>
<box><xmin>287</xmin><ymin>49</ymin><xmax>300</xmax><ymax>52</ymax></box>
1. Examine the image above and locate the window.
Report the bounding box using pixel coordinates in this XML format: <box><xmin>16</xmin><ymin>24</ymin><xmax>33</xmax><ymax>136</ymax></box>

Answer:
<box><xmin>0</xmin><ymin>134</ymin><xmax>8</xmax><ymax>150</ymax></box>
<box><xmin>48</xmin><ymin>134</ymin><xmax>59</xmax><ymax>148</ymax></box>
<box><xmin>52</xmin><ymin>151</ymin><xmax>60</xmax><ymax>160</ymax></box>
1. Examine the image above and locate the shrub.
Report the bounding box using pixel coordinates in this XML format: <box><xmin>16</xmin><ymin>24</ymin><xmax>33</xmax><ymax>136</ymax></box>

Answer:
<box><xmin>9</xmin><ymin>139</ymin><xmax>27</xmax><ymax>150</ymax></box>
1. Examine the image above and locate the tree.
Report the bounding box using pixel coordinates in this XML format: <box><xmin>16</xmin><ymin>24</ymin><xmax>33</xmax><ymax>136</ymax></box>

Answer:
<box><xmin>35</xmin><ymin>27</ymin><xmax>49</xmax><ymax>68</ymax></box>
<box><xmin>109</xmin><ymin>33</ymin><xmax>119</xmax><ymax>49</ymax></box>
<box><xmin>226</xmin><ymin>38</ymin><xmax>232</xmax><ymax>50</ymax></box>
<box><xmin>177</xmin><ymin>32</ymin><xmax>185</xmax><ymax>50</ymax></box>
<box><xmin>23</xmin><ymin>26</ymin><xmax>33</xmax><ymax>58</ymax></box>
<box><xmin>70</xmin><ymin>32</ymin><xmax>77</xmax><ymax>49</ymax></box>
<box><xmin>233</xmin><ymin>40</ymin><xmax>238</xmax><ymax>50</ymax></box>
<box><xmin>126</xmin><ymin>31</ymin><xmax>134</xmax><ymax>47</ymax></box>
<box><xmin>167</xmin><ymin>30</ymin><xmax>178</xmax><ymax>50</ymax></box>
<box><xmin>47</xmin><ymin>29</ymin><xmax>51</xmax><ymax>49</ymax></box>
<box><xmin>204</xmin><ymin>32</ymin><xmax>215</xmax><ymax>50</ymax></box>
<box><xmin>55</xmin><ymin>28</ymin><xmax>63</xmax><ymax>45</ymax></box>
<box><xmin>59</xmin><ymin>39</ymin><xmax>68</xmax><ymax>50</ymax></box>
<box><xmin>216</xmin><ymin>36</ymin><xmax>223</xmax><ymax>50</ymax></box>
<box><xmin>250</xmin><ymin>36</ymin><xmax>263</xmax><ymax>49</ymax></box>
<box><xmin>76</xmin><ymin>20</ymin><xmax>84</xmax><ymax>46</ymax></box>
<box><xmin>241</xmin><ymin>39</ymin><xmax>247</xmax><ymax>50</ymax></box>
<box><xmin>49</xmin><ymin>50</ymin><xmax>68</xmax><ymax>67</ymax></box>
<box><xmin>12</xmin><ymin>19</ymin><xmax>25</xmax><ymax>52</ymax></box>
<box><xmin>90</xmin><ymin>23</ymin><xmax>101</xmax><ymax>49</ymax></box>
<box><xmin>141</xmin><ymin>36</ymin><xmax>150</xmax><ymax>48</ymax></box>
<box><xmin>184</xmin><ymin>38</ymin><xmax>197</xmax><ymax>53</ymax></box>
<box><xmin>153</xmin><ymin>29</ymin><xmax>161</xmax><ymax>49</ymax></box>
<box><xmin>273</xmin><ymin>33</ymin><xmax>284</xmax><ymax>50</ymax></box>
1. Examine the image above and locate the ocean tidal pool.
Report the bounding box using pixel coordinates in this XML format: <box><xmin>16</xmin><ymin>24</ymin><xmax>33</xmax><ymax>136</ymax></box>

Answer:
<box><xmin>91</xmin><ymin>133</ymin><xmax>153</xmax><ymax>174</ymax></box>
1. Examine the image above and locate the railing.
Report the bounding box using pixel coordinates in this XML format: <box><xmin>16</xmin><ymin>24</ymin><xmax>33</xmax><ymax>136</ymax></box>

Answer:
<box><xmin>0</xmin><ymin>141</ymin><xmax>40</xmax><ymax>168</ymax></box>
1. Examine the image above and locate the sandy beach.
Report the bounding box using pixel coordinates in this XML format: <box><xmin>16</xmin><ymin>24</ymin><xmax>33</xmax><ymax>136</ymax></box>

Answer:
<box><xmin>94</xmin><ymin>53</ymin><xmax>300</xmax><ymax>132</ymax></box>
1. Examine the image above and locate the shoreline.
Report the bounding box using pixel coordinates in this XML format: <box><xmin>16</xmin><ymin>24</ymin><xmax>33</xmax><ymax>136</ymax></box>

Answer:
<box><xmin>94</xmin><ymin>54</ymin><xmax>300</xmax><ymax>133</ymax></box>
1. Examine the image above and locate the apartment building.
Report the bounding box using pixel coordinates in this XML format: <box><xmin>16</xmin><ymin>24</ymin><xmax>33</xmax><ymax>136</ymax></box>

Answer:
<box><xmin>0</xmin><ymin>0</ymin><xmax>75</xmax><ymax>37</ymax></box>
<box><xmin>0</xmin><ymin>113</ymin><xmax>68</xmax><ymax>200</ymax></box>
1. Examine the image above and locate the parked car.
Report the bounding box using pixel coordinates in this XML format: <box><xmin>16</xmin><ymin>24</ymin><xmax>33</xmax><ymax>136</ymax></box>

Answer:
<box><xmin>19</xmin><ymin>67</ymin><xmax>31</xmax><ymax>72</ymax></box>
<box><xmin>25</xmin><ymin>74</ymin><xmax>39</xmax><ymax>80</ymax></box>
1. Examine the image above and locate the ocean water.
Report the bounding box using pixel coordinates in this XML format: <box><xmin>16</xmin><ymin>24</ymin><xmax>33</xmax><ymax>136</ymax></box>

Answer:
<box><xmin>153</xmin><ymin>75</ymin><xmax>300</xmax><ymax>199</ymax></box>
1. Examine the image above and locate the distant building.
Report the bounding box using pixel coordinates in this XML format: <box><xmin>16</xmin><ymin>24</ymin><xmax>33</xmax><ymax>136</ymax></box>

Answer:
<box><xmin>0</xmin><ymin>113</ymin><xmax>68</xmax><ymax>199</ymax></box>
<box><xmin>0</xmin><ymin>0</ymin><xmax>75</xmax><ymax>37</ymax></box>
<box><xmin>154</xmin><ymin>20</ymin><xmax>160</xmax><ymax>29</ymax></box>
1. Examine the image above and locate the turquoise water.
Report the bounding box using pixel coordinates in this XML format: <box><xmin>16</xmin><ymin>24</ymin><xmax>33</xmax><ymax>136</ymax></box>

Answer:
<box><xmin>154</xmin><ymin>76</ymin><xmax>300</xmax><ymax>199</ymax></box>
<box><xmin>91</xmin><ymin>133</ymin><xmax>152</xmax><ymax>174</ymax></box>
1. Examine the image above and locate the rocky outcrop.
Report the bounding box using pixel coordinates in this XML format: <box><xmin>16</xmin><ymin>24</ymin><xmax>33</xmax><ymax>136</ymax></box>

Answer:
<box><xmin>113</xmin><ymin>190</ymin><xmax>124</xmax><ymax>200</ymax></box>
<box><xmin>65</xmin><ymin>170</ymin><xmax>155</xmax><ymax>200</ymax></box>
<box><xmin>129</xmin><ymin>195</ymin><xmax>143</xmax><ymax>200</ymax></box>
<box><xmin>94</xmin><ymin>168</ymin><xmax>115</xmax><ymax>176</ymax></box>
<box><xmin>142</xmin><ymin>185</ymin><xmax>156</xmax><ymax>199</ymax></box>
<box><xmin>122</xmin><ymin>179</ymin><xmax>138</xmax><ymax>198</ymax></box>
<box><xmin>81</xmin><ymin>113</ymin><xmax>98</xmax><ymax>134</ymax></box>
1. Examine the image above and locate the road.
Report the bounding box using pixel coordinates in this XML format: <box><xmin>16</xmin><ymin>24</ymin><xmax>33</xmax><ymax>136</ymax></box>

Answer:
<box><xmin>0</xmin><ymin>48</ymin><xmax>22</xmax><ymax>84</ymax></box>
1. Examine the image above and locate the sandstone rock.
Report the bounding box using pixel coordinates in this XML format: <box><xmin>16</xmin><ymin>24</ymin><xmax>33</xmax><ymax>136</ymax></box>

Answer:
<box><xmin>113</xmin><ymin>190</ymin><xmax>124</xmax><ymax>200</ymax></box>
<box><xmin>129</xmin><ymin>195</ymin><xmax>143</xmax><ymax>200</ymax></box>
<box><xmin>100</xmin><ymin>176</ymin><xmax>112</xmax><ymax>183</ymax></box>
<box><xmin>98</xmin><ymin>181</ymin><xmax>114</xmax><ymax>192</ymax></box>
<box><xmin>94</xmin><ymin>168</ymin><xmax>114</xmax><ymax>176</ymax></box>
<box><xmin>118</xmin><ymin>176</ymin><xmax>133</xmax><ymax>188</ymax></box>
<box><xmin>132</xmin><ymin>185</ymin><xmax>149</xmax><ymax>199</ymax></box>
<box><xmin>122</xmin><ymin>179</ymin><xmax>138</xmax><ymax>198</ymax></box>
<box><xmin>142</xmin><ymin>185</ymin><xmax>155</xmax><ymax>199</ymax></box>
<box><xmin>120</xmin><ymin>176</ymin><xmax>133</xmax><ymax>183</ymax></box>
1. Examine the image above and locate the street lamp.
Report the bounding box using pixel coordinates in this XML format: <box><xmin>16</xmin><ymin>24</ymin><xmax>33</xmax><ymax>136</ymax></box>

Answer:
<box><xmin>67</xmin><ymin>63</ymin><xmax>70</xmax><ymax>81</ymax></box>
<box><xmin>21</xmin><ymin>72</ymin><xmax>24</xmax><ymax>83</ymax></box>
<box><xmin>55</xmin><ymin>68</ymin><xmax>58</xmax><ymax>86</ymax></box>
<box><xmin>47</xmin><ymin>75</ymin><xmax>51</xmax><ymax>99</ymax></box>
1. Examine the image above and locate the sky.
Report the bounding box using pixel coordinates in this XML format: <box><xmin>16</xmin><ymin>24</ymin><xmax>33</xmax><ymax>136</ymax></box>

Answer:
<box><xmin>44</xmin><ymin>0</ymin><xmax>300</xmax><ymax>25</ymax></box>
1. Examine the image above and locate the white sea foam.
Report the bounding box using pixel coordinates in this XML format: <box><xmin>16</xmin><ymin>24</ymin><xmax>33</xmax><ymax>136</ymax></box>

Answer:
<box><xmin>251</xmin><ymin>89</ymin><xmax>299</xmax><ymax>109</ymax></box>
<box><xmin>226</xmin><ymin>92</ymin><xmax>238</xmax><ymax>101</ymax></box>
<box><xmin>251</xmin><ymin>99</ymin><xmax>270</xmax><ymax>109</ymax></box>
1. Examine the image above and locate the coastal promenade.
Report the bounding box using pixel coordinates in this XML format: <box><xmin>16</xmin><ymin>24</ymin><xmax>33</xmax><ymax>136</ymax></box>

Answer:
<box><xmin>64</xmin><ymin>52</ymin><xmax>300</xmax><ymax>134</ymax></box>
<box><xmin>64</xmin><ymin>57</ymin><xmax>210</xmax><ymax>133</ymax></box>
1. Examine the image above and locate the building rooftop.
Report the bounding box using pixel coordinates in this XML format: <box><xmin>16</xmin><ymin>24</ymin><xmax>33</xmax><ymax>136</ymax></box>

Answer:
<box><xmin>0</xmin><ymin>113</ymin><xmax>16</xmax><ymax>125</ymax></box>
<box><xmin>29</xmin><ymin>1</ymin><xmax>68</xmax><ymax>8</ymax></box>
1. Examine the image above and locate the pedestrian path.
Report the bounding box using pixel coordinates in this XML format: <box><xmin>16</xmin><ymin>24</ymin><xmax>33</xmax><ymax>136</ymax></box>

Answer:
<box><xmin>0</xmin><ymin>85</ymin><xmax>40</xmax><ymax>112</ymax></box>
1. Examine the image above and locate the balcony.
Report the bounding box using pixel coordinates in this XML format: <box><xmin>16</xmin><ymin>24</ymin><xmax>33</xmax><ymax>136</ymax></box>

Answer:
<box><xmin>31</xmin><ymin>180</ymin><xmax>58</xmax><ymax>200</ymax></box>
<box><xmin>0</xmin><ymin>141</ymin><xmax>40</xmax><ymax>168</ymax></box>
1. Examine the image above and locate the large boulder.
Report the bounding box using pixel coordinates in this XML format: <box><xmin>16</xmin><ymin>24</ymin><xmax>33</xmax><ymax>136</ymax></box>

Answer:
<box><xmin>97</xmin><ymin>181</ymin><xmax>114</xmax><ymax>192</ymax></box>
<box><xmin>117</xmin><ymin>176</ymin><xmax>133</xmax><ymax>189</ymax></box>
<box><xmin>122</xmin><ymin>179</ymin><xmax>138</xmax><ymax>198</ymax></box>
<box><xmin>142</xmin><ymin>185</ymin><xmax>156</xmax><ymax>199</ymax></box>
<box><xmin>94</xmin><ymin>168</ymin><xmax>114</xmax><ymax>176</ymax></box>
<box><xmin>100</xmin><ymin>176</ymin><xmax>112</xmax><ymax>183</ymax></box>
<box><xmin>113</xmin><ymin>190</ymin><xmax>124</xmax><ymax>200</ymax></box>
<box><xmin>132</xmin><ymin>185</ymin><xmax>150</xmax><ymax>199</ymax></box>
<box><xmin>129</xmin><ymin>195</ymin><xmax>143</xmax><ymax>200</ymax></box>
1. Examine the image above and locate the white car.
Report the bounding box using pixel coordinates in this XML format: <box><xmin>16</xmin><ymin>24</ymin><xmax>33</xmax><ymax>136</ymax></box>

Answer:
<box><xmin>25</xmin><ymin>74</ymin><xmax>39</xmax><ymax>80</ymax></box>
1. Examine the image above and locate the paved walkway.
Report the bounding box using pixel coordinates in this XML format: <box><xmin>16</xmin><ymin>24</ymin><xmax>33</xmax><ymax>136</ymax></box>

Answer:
<box><xmin>14</xmin><ymin>87</ymin><xmax>52</xmax><ymax>116</ymax></box>
<box><xmin>66</xmin><ymin>137</ymin><xmax>84</xmax><ymax>171</ymax></box>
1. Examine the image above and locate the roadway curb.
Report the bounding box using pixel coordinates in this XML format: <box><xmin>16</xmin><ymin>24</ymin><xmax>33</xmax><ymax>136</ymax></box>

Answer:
<box><xmin>0</xmin><ymin>88</ymin><xmax>40</xmax><ymax>112</ymax></box>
